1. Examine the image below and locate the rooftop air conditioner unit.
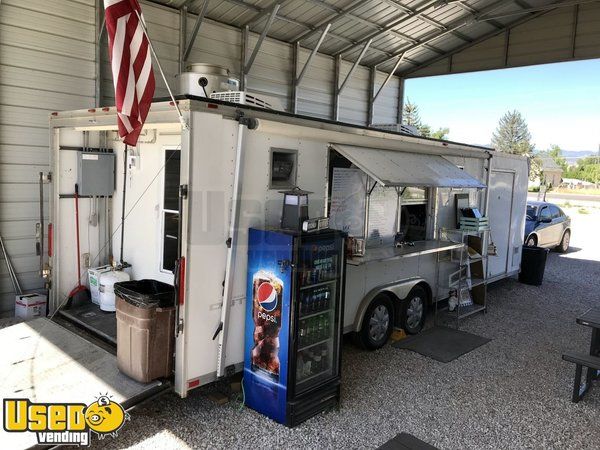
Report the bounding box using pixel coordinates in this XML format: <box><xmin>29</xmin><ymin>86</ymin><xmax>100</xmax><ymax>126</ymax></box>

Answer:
<box><xmin>210</xmin><ymin>91</ymin><xmax>277</xmax><ymax>110</ymax></box>
<box><xmin>372</xmin><ymin>123</ymin><xmax>421</xmax><ymax>136</ymax></box>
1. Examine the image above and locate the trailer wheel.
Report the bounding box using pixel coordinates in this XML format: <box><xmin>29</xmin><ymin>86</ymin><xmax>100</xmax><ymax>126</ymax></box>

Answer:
<box><xmin>356</xmin><ymin>294</ymin><xmax>394</xmax><ymax>350</ymax></box>
<box><xmin>400</xmin><ymin>286</ymin><xmax>427</xmax><ymax>335</ymax></box>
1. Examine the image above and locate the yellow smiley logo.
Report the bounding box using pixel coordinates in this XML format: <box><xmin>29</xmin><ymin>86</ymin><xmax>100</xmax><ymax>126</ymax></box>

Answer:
<box><xmin>84</xmin><ymin>395</ymin><xmax>128</xmax><ymax>438</ymax></box>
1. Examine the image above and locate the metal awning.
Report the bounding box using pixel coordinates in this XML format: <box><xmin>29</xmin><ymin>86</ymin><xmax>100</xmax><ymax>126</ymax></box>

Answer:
<box><xmin>330</xmin><ymin>144</ymin><xmax>486</xmax><ymax>189</ymax></box>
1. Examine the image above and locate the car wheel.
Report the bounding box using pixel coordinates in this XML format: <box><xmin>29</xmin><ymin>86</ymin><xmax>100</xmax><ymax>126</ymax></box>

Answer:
<box><xmin>556</xmin><ymin>230</ymin><xmax>570</xmax><ymax>253</ymax></box>
<box><xmin>400</xmin><ymin>286</ymin><xmax>427</xmax><ymax>335</ymax></box>
<box><xmin>356</xmin><ymin>294</ymin><xmax>394</xmax><ymax>350</ymax></box>
<box><xmin>526</xmin><ymin>235</ymin><xmax>537</xmax><ymax>247</ymax></box>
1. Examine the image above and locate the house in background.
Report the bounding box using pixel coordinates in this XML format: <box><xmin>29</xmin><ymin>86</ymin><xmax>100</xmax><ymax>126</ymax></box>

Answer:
<box><xmin>539</xmin><ymin>156</ymin><xmax>563</xmax><ymax>187</ymax></box>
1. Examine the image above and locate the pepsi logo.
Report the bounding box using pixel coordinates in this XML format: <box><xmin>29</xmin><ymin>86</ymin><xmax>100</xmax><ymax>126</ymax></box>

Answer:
<box><xmin>257</xmin><ymin>282</ymin><xmax>278</xmax><ymax>312</ymax></box>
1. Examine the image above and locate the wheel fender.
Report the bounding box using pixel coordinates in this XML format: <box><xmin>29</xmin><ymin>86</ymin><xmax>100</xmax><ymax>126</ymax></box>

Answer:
<box><xmin>352</xmin><ymin>277</ymin><xmax>428</xmax><ymax>333</ymax></box>
<box><xmin>525</xmin><ymin>233</ymin><xmax>537</xmax><ymax>244</ymax></box>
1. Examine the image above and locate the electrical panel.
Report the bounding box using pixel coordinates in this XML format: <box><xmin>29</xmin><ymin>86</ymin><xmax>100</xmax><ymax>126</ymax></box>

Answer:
<box><xmin>77</xmin><ymin>151</ymin><xmax>115</xmax><ymax>196</ymax></box>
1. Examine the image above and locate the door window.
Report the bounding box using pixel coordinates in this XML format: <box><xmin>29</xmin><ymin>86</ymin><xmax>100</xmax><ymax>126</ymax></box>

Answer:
<box><xmin>162</xmin><ymin>149</ymin><xmax>181</xmax><ymax>272</ymax></box>
<box><xmin>549</xmin><ymin>206</ymin><xmax>561</xmax><ymax>219</ymax></box>
<box><xmin>539</xmin><ymin>207</ymin><xmax>551</xmax><ymax>221</ymax></box>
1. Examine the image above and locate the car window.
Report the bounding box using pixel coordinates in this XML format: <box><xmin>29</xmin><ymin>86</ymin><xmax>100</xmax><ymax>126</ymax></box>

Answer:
<box><xmin>549</xmin><ymin>206</ymin><xmax>561</xmax><ymax>219</ymax></box>
<box><xmin>526</xmin><ymin>205</ymin><xmax>538</xmax><ymax>220</ymax></box>
<box><xmin>539</xmin><ymin>206</ymin><xmax>551</xmax><ymax>221</ymax></box>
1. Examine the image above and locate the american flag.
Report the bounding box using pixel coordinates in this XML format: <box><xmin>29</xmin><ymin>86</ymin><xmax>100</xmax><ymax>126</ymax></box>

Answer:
<box><xmin>104</xmin><ymin>0</ymin><xmax>155</xmax><ymax>146</ymax></box>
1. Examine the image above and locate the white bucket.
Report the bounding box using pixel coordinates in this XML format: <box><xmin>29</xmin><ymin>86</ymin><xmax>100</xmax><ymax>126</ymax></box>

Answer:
<box><xmin>88</xmin><ymin>265</ymin><xmax>112</xmax><ymax>305</ymax></box>
<box><xmin>99</xmin><ymin>270</ymin><xmax>130</xmax><ymax>312</ymax></box>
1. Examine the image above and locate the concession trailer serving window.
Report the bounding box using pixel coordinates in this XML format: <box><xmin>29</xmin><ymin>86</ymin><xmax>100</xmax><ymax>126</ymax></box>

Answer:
<box><xmin>328</xmin><ymin>144</ymin><xmax>486</xmax><ymax>247</ymax></box>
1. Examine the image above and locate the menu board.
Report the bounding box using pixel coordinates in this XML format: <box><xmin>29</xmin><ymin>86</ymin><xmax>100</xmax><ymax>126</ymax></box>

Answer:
<box><xmin>366</xmin><ymin>184</ymin><xmax>398</xmax><ymax>247</ymax></box>
<box><xmin>329</xmin><ymin>168</ymin><xmax>367</xmax><ymax>237</ymax></box>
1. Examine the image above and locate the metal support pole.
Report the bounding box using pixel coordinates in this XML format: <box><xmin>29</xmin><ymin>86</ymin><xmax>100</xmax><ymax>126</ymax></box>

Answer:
<box><xmin>291</xmin><ymin>41</ymin><xmax>299</xmax><ymax>114</ymax></box>
<box><xmin>179</xmin><ymin>5</ymin><xmax>188</xmax><ymax>74</ymax></box>
<box><xmin>503</xmin><ymin>28</ymin><xmax>510</xmax><ymax>67</ymax></box>
<box><xmin>367</xmin><ymin>66</ymin><xmax>376</xmax><ymax>126</ymax></box>
<box><xmin>397</xmin><ymin>77</ymin><xmax>405</xmax><ymax>124</ymax></box>
<box><xmin>373</xmin><ymin>55</ymin><xmax>403</xmax><ymax>102</ymax></box>
<box><xmin>133</xmin><ymin>10</ymin><xmax>188</xmax><ymax>128</ymax></box>
<box><xmin>240</xmin><ymin>26</ymin><xmax>248</xmax><ymax>91</ymax></box>
<box><xmin>244</xmin><ymin>3</ymin><xmax>280</xmax><ymax>75</ymax></box>
<box><xmin>333</xmin><ymin>54</ymin><xmax>341</xmax><ymax>121</ymax></box>
<box><xmin>183</xmin><ymin>0</ymin><xmax>210</xmax><ymax>63</ymax></box>
<box><xmin>570</xmin><ymin>4</ymin><xmax>579</xmax><ymax>58</ymax></box>
<box><xmin>338</xmin><ymin>39</ymin><xmax>372</xmax><ymax>95</ymax></box>
<box><xmin>216</xmin><ymin>123</ymin><xmax>246</xmax><ymax>377</ymax></box>
<box><xmin>296</xmin><ymin>23</ymin><xmax>331</xmax><ymax>85</ymax></box>
<box><xmin>95</xmin><ymin>0</ymin><xmax>105</xmax><ymax>106</ymax></box>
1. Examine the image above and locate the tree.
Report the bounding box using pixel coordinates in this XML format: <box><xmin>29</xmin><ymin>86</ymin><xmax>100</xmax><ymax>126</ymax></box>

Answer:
<box><xmin>402</xmin><ymin>99</ymin><xmax>421</xmax><ymax>127</ymax></box>
<box><xmin>491</xmin><ymin>110</ymin><xmax>534</xmax><ymax>155</ymax></box>
<box><xmin>402</xmin><ymin>100</ymin><xmax>449</xmax><ymax>140</ymax></box>
<box><xmin>547</xmin><ymin>144</ymin><xmax>568</xmax><ymax>172</ymax></box>
<box><xmin>430</xmin><ymin>127</ymin><xmax>450</xmax><ymax>140</ymax></box>
<box><xmin>565</xmin><ymin>156</ymin><xmax>600</xmax><ymax>184</ymax></box>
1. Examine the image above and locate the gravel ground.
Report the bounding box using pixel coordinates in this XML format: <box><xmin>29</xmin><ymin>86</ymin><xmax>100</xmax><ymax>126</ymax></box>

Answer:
<box><xmin>5</xmin><ymin>209</ymin><xmax>600</xmax><ymax>449</ymax></box>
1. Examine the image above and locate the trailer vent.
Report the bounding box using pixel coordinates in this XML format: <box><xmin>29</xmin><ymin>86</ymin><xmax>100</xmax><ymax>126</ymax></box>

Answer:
<box><xmin>372</xmin><ymin>123</ymin><xmax>421</xmax><ymax>136</ymax></box>
<box><xmin>210</xmin><ymin>91</ymin><xmax>273</xmax><ymax>110</ymax></box>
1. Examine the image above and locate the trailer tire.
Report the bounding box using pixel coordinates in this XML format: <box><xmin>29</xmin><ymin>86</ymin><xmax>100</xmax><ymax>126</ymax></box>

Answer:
<box><xmin>400</xmin><ymin>286</ymin><xmax>427</xmax><ymax>335</ymax></box>
<box><xmin>356</xmin><ymin>294</ymin><xmax>394</xmax><ymax>350</ymax></box>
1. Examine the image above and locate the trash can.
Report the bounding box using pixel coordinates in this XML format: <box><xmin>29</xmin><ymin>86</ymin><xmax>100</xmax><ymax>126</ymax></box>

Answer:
<box><xmin>114</xmin><ymin>280</ymin><xmax>176</xmax><ymax>383</ymax></box>
<box><xmin>519</xmin><ymin>246</ymin><xmax>550</xmax><ymax>286</ymax></box>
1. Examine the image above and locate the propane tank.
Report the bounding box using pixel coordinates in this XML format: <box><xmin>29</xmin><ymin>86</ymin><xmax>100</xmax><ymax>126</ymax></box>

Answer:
<box><xmin>99</xmin><ymin>270</ymin><xmax>130</xmax><ymax>312</ymax></box>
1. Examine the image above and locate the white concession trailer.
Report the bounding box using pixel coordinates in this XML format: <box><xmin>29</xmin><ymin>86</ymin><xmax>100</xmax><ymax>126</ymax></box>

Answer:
<box><xmin>1</xmin><ymin>96</ymin><xmax>528</xmax><ymax>447</ymax></box>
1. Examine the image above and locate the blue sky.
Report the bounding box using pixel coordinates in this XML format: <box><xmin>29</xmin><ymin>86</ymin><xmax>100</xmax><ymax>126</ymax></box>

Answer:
<box><xmin>404</xmin><ymin>59</ymin><xmax>600</xmax><ymax>152</ymax></box>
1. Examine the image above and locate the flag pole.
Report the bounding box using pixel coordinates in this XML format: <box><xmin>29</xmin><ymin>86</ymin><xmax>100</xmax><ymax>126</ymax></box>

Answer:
<box><xmin>133</xmin><ymin>10</ymin><xmax>189</xmax><ymax>130</ymax></box>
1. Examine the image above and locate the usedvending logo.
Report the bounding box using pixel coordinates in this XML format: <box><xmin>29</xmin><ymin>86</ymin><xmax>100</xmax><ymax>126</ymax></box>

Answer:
<box><xmin>257</xmin><ymin>282</ymin><xmax>278</xmax><ymax>312</ymax></box>
<box><xmin>3</xmin><ymin>394</ymin><xmax>129</xmax><ymax>446</ymax></box>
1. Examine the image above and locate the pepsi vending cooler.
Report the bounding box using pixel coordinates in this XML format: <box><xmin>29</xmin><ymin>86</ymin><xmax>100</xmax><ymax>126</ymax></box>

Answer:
<box><xmin>243</xmin><ymin>228</ymin><xmax>346</xmax><ymax>427</ymax></box>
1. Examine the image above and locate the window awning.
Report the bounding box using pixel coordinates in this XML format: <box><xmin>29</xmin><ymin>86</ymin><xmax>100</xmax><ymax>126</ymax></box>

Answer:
<box><xmin>330</xmin><ymin>144</ymin><xmax>486</xmax><ymax>189</ymax></box>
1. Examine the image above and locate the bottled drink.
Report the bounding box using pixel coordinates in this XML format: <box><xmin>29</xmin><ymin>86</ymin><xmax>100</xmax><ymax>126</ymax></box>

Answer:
<box><xmin>299</xmin><ymin>319</ymin><xmax>306</xmax><ymax>345</ymax></box>
<box><xmin>303</xmin><ymin>351</ymin><xmax>312</xmax><ymax>377</ymax></box>
<box><xmin>308</xmin><ymin>317</ymin><xmax>315</xmax><ymax>343</ymax></box>
<box><xmin>296</xmin><ymin>354</ymin><xmax>304</xmax><ymax>380</ymax></box>
<box><xmin>317</xmin><ymin>315</ymin><xmax>324</xmax><ymax>340</ymax></box>
<box><xmin>313</xmin><ymin>352</ymin><xmax>322</xmax><ymax>374</ymax></box>
<box><xmin>323</xmin><ymin>288</ymin><xmax>330</xmax><ymax>310</ymax></box>
<box><xmin>322</xmin><ymin>315</ymin><xmax>329</xmax><ymax>339</ymax></box>
<box><xmin>321</xmin><ymin>347</ymin><xmax>328</xmax><ymax>371</ymax></box>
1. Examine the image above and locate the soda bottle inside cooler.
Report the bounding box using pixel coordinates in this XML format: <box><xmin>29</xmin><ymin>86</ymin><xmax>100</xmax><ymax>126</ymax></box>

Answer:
<box><xmin>323</xmin><ymin>288</ymin><xmax>330</xmax><ymax>310</ymax></box>
<box><xmin>321</xmin><ymin>346</ymin><xmax>328</xmax><ymax>371</ymax></box>
<box><xmin>323</xmin><ymin>315</ymin><xmax>330</xmax><ymax>339</ymax></box>
<box><xmin>313</xmin><ymin>351</ymin><xmax>322</xmax><ymax>374</ymax></box>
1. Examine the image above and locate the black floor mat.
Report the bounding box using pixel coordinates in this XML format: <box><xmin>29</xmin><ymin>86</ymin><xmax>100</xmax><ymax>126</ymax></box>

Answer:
<box><xmin>378</xmin><ymin>433</ymin><xmax>438</xmax><ymax>450</ymax></box>
<box><xmin>59</xmin><ymin>299</ymin><xmax>117</xmax><ymax>344</ymax></box>
<box><xmin>393</xmin><ymin>326</ymin><xmax>490</xmax><ymax>363</ymax></box>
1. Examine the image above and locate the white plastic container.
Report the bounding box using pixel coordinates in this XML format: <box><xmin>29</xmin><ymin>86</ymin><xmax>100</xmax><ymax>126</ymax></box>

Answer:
<box><xmin>88</xmin><ymin>265</ymin><xmax>113</xmax><ymax>305</ymax></box>
<box><xmin>99</xmin><ymin>270</ymin><xmax>130</xmax><ymax>312</ymax></box>
<box><xmin>15</xmin><ymin>293</ymin><xmax>47</xmax><ymax>320</ymax></box>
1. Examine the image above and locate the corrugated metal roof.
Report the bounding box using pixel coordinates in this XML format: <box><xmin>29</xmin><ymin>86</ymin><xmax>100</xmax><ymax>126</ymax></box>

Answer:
<box><xmin>146</xmin><ymin>0</ymin><xmax>575</xmax><ymax>76</ymax></box>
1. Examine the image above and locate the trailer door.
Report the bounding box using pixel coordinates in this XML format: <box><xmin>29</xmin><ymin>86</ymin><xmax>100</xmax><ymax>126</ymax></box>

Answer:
<box><xmin>0</xmin><ymin>318</ymin><xmax>168</xmax><ymax>449</ymax></box>
<box><xmin>487</xmin><ymin>170</ymin><xmax>516</xmax><ymax>279</ymax></box>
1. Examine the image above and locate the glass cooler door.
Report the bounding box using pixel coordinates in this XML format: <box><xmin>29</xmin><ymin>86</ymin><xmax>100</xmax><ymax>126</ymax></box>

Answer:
<box><xmin>293</xmin><ymin>233</ymin><xmax>344</xmax><ymax>395</ymax></box>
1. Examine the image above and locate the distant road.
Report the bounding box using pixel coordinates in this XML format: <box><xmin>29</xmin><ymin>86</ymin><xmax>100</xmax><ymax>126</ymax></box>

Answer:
<box><xmin>528</xmin><ymin>192</ymin><xmax>600</xmax><ymax>204</ymax></box>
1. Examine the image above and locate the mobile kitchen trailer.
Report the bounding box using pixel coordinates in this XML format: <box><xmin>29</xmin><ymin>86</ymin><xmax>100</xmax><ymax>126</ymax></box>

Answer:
<box><xmin>1</xmin><ymin>96</ymin><xmax>528</xmax><ymax>447</ymax></box>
